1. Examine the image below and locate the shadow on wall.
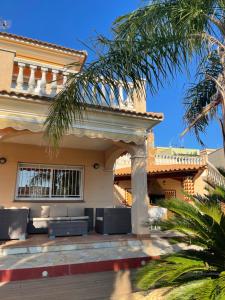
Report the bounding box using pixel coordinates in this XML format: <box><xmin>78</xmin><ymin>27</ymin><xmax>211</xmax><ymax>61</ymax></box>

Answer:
<box><xmin>114</xmin><ymin>184</ymin><xmax>131</xmax><ymax>207</ymax></box>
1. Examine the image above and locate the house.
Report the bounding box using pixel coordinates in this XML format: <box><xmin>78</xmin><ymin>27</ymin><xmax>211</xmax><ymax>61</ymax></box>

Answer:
<box><xmin>0</xmin><ymin>32</ymin><xmax>164</xmax><ymax>236</ymax></box>
<box><xmin>114</xmin><ymin>132</ymin><xmax>225</xmax><ymax>206</ymax></box>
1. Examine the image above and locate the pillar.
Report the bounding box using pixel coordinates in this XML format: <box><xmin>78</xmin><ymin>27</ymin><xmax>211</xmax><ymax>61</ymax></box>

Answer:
<box><xmin>131</xmin><ymin>142</ymin><xmax>149</xmax><ymax>236</ymax></box>
<box><xmin>0</xmin><ymin>49</ymin><xmax>15</xmax><ymax>91</ymax></box>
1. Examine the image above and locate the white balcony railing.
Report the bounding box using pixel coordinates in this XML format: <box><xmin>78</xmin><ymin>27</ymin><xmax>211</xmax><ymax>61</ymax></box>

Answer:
<box><xmin>206</xmin><ymin>162</ymin><xmax>225</xmax><ymax>187</ymax></box>
<box><xmin>154</xmin><ymin>154</ymin><xmax>205</xmax><ymax>165</ymax></box>
<box><xmin>11</xmin><ymin>58</ymin><xmax>135</xmax><ymax>110</ymax></box>
<box><xmin>114</xmin><ymin>153</ymin><xmax>206</xmax><ymax>170</ymax></box>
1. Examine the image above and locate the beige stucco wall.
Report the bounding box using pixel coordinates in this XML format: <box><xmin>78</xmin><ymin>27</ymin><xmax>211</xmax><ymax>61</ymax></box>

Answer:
<box><xmin>148</xmin><ymin>178</ymin><xmax>184</xmax><ymax>200</ymax></box>
<box><xmin>0</xmin><ymin>49</ymin><xmax>15</xmax><ymax>91</ymax></box>
<box><xmin>114</xmin><ymin>180</ymin><xmax>131</xmax><ymax>205</ymax></box>
<box><xmin>114</xmin><ymin>177</ymin><xmax>185</xmax><ymax>206</ymax></box>
<box><xmin>194</xmin><ymin>169</ymin><xmax>208</xmax><ymax>195</ymax></box>
<box><xmin>0</xmin><ymin>142</ymin><xmax>114</xmax><ymax>211</ymax></box>
<box><xmin>209</xmin><ymin>148</ymin><xmax>225</xmax><ymax>168</ymax></box>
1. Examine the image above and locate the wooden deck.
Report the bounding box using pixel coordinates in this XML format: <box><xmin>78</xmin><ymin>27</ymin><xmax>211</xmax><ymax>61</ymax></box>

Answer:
<box><xmin>0</xmin><ymin>270</ymin><xmax>144</xmax><ymax>300</ymax></box>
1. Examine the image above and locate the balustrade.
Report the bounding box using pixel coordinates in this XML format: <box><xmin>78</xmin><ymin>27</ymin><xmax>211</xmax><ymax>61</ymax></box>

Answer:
<box><xmin>11</xmin><ymin>58</ymin><xmax>70</xmax><ymax>98</ymax></box>
<box><xmin>207</xmin><ymin>162</ymin><xmax>225</xmax><ymax>187</ymax></box>
<box><xmin>154</xmin><ymin>154</ymin><xmax>205</xmax><ymax>165</ymax></box>
<box><xmin>11</xmin><ymin>58</ymin><xmax>135</xmax><ymax>110</ymax></box>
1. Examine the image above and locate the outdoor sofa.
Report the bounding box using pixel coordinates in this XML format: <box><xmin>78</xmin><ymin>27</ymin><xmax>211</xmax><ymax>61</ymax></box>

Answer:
<box><xmin>95</xmin><ymin>208</ymin><xmax>131</xmax><ymax>234</ymax></box>
<box><xmin>28</xmin><ymin>206</ymin><xmax>93</xmax><ymax>234</ymax></box>
<box><xmin>0</xmin><ymin>208</ymin><xmax>29</xmax><ymax>240</ymax></box>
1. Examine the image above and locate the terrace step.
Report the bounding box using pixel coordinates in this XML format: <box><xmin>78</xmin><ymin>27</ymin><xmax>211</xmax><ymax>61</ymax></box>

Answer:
<box><xmin>0</xmin><ymin>239</ymin><xmax>144</xmax><ymax>257</ymax></box>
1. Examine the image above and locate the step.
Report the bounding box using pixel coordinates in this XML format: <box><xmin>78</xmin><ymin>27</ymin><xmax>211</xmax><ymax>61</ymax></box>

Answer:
<box><xmin>0</xmin><ymin>239</ymin><xmax>144</xmax><ymax>257</ymax></box>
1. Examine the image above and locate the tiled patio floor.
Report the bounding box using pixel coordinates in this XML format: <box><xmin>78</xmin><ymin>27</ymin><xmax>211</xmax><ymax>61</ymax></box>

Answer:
<box><xmin>0</xmin><ymin>232</ymin><xmax>143</xmax><ymax>249</ymax></box>
<box><xmin>0</xmin><ymin>232</ymin><xmax>191</xmax><ymax>283</ymax></box>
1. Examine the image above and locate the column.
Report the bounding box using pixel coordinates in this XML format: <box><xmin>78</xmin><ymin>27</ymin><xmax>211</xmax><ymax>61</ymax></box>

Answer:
<box><xmin>131</xmin><ymin>142</ymin><xmax>150</xmax><ymax>236</ymax></box>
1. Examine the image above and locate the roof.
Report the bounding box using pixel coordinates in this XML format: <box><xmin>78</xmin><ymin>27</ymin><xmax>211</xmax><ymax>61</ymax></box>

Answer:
<box><xmin>114</xmin><ymin>164</ymin><xmax>205</xmax><ymax>177</ymax></box>
<box><xmin>0</xmin><ymin>90</ymin><xmax>164</xmax><ymax>120</ymax></box>
<box><xmin>0</xmin><ymin>32</ymin><xmax>87</xmax><ymax>57</ymax></box>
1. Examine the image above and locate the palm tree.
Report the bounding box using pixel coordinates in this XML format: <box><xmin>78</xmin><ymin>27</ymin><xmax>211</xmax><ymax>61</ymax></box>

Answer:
<box><xmin>136</xmin><ymin>194</ymin><xmax>225</xmax><ymax>299</ymax></box>
<box><xmin>45</xmin><ymin>0</ymin><xmax>225</xmax><ymax>150</ymax></box>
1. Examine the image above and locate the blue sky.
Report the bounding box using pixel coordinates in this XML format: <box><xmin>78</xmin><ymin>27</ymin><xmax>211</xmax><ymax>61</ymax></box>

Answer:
<box><xmin>1</xmin><ymin>0</ymin><xmax>221</xmax><ymax>149</ymax></box>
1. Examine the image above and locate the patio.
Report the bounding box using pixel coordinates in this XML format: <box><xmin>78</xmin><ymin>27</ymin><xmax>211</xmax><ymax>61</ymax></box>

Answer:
<box><xmin>0</xmin><ymin>233</ymin><xmax>150</xmax><ymax>255</ymax></box>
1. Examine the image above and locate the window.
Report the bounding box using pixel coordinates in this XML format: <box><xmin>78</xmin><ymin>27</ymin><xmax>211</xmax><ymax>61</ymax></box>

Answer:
<box><xmin>149</xmin><ymin>194</ymin><xmax>165</xmax><ymax>206</ymax></box>
<box><xmin>16</xmin><ymin>163</ymin><xmax>84</xmax><ymax>201</ymax></box>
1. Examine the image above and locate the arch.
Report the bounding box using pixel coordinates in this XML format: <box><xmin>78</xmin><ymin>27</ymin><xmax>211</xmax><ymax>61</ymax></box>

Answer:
<box><xmin>104</xmin><ymin>142</ymin><xmax>137</xmax><ymax>171</ymax></box>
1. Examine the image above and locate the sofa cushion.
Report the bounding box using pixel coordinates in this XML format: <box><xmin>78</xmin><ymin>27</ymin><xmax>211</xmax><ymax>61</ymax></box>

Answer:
<box><xmin>50</xmin><ymin>205</ymin><xmax>67</xmax><ymax>217</ymax></box>
<box><xmin>30</xmin><ymin>207</ymin><xmax>40</xmax><ymax>218</ymax></box>
<box><xmin>69</xmin><ymin>216</ymin><xmax>89</xmax><ymax>221</ymax></box>
<box><xmin>32</xmin><ymin>220</ymin><xmax>48</xmax><ymax>229</ymax></box>
<box><xmin>67</xmin><ymin>207</ymin><xmax>84</xmax><ymax>217</ymax></box>
<box><xmin>40</xmin><ymin>206</ymin><xmax>50</xmax><ymax>218</ymax></box>
<box><xmin>31</xmin><ymin>216</ymin><xmax>89</xmax><ymax>222</ymax></box>
<box><xmin>32</xmin><ymin>217</ymin><xmax>69</xmax><ymax>221</ymax></box>
<box><xmin>30</xmin><ymin>206</ymin><xmax>50</xmax><ymax>218</ymax></box>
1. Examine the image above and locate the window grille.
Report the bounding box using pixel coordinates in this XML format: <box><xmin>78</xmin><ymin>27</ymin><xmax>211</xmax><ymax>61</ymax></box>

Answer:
<box><xmin>164</xmin><ymin>190</ymin><xmax>176</xmax><ymax>199</ymax></box>
<box><xmin>16</xmin><ymin>163</ymin><xmax>83</xmax><ymax>200</ymax></box>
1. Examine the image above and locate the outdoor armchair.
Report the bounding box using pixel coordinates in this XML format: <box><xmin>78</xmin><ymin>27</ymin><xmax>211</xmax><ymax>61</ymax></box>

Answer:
<box><xmin>95</xmin><ymin>208</ymin><xmax>131</xmax><ymax>234</ymax></box>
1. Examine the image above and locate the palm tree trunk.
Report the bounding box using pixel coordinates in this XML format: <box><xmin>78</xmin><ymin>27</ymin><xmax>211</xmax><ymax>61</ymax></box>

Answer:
<box><xmin>221</xmin><ymin>95</ymin><xmax>225</xmax><ymax>157</ymax></box>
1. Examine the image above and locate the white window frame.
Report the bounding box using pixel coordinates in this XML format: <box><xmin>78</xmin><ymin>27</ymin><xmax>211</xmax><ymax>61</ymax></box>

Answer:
<box><xmin>15</xmin><ymin>163</ymin><xmax>84</xmax><ymax>201</ymax></box>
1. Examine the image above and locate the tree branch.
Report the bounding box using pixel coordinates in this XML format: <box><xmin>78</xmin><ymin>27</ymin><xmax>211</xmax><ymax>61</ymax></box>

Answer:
<box><xmin>181</xmin><ymin>96</ymin><xmax>222</xmax><ymax>137</ymax></box>
<box><xmin>192</xmin><ymin>33</ymin><xmax>225</xmax><ymax>51</ymax></box>
<box><xmin>207</xmin><ymin>14</ymin><xmax>225</xmax><ymax>37</ymax></box>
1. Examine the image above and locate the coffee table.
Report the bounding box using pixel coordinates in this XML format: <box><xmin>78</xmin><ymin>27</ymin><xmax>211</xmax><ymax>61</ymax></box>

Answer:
<box><xmin>48</xmin><ymin>220</ymin><xmax>88</xmax><ymax>239</ymax></box>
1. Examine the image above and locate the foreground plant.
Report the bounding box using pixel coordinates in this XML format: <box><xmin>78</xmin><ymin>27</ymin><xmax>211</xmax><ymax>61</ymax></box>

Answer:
<box><xmin>136</xmin><ymin>195</ymin><xmax>225</xmax><ymax>299</ymax></box>
<box><xmin>45</xmin><ymin>0</ymin><xmax>225</xmax><ymax>151</ymax></box>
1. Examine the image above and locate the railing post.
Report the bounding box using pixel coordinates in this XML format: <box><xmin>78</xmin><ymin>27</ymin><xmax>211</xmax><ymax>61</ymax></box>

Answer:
<box><xmin>16</xmin><ymin>62</ymin><xmax>25</xmax><ymax>91</ymax></box>
<box><xmin>28</xmin><ymin>65</ymin><xmax>37</xmax><ymax>93</ymax></box>
<box><xmin>109</xmin><ymin>85</ymin><xmax>115</xmax><ymax>107</ymax></box>
<box><xmin>100</xmin><ymin>83</ymin><xmax>107</xmax><ymax>106</ymax></box>
<box><xmin>39</xmin><ymin>67</ymin><xmax>48</xmax><ymax>96</ymax></box>
<box><xmin>51</xmin><ymin>69</ymin><xmax>59</xmax><ymax>96</ymax></box>
<box><xmin>118</xmin><ymin>84</ymin><xmax>124</xmax><ymax>108</ymax></box>
<box><xmin>62</xmin><ymin>72</ymin><xmax>69</xmax><ymax>87</ymax></box>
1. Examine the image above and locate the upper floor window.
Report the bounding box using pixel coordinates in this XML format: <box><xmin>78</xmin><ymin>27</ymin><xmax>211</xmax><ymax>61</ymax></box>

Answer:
<box><xmin>15</xmin><ymin>163</ymin><xmax>84</xmax><ymax>201</ymax></box>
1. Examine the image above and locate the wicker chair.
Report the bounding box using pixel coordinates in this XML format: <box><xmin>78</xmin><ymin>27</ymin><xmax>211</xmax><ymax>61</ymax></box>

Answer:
<box><xmin>95</xmin><ymin>208</ymin><xmax>131</xmax><ymax>234</ymax></box>
<box><xmin>0</xmin><ymin>208</ymin><xmax>29</xmax><ymax>240</ymax></box>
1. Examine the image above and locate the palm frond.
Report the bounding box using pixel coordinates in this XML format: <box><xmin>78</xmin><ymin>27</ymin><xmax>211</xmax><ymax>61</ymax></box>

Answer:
<box><xmin>136</xmin><ymin>253</ymin><xmax>212</xmax><ymax>290</ymax></box>
<box><xmin>45</xmin><ymin>0</ymin><xmax>225</xmax><ymax>146</ymax></box>
<box><xmin>183</xmin><ymin>50</ymin><xmax>223</xmax><ymax>144</ymax></box>
<box><xmin>137</xmin><ymin>190</ymin><xmax>225</xmax><ymax>297</ymax></box>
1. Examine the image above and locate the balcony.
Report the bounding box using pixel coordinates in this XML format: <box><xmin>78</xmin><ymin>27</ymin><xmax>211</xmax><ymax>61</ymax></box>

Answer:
<box><xmin>0</xmin><ymin>32</ymin><xmax>144</xmax><ymax>113</ymax></box>
<box><xmin>10</xmin><ymin>58</ymin><xmax>136</xmax><ymax>111</ymax></box>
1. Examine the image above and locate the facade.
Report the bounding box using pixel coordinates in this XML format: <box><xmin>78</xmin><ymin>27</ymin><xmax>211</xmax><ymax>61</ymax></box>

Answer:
<box><xmin>114</xmin><ymin>133</ymin><xmax>225</xmax><ymax>207</ymax></box>
<box><xmin>208</xmin><ymin>148</ymin><xmax>225</xmax><ymax>169</ymax></box>
<box><xmin>0</xmin><ymin>32</ymin><xmax>163</xmax><ymax>236</ymax></box>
